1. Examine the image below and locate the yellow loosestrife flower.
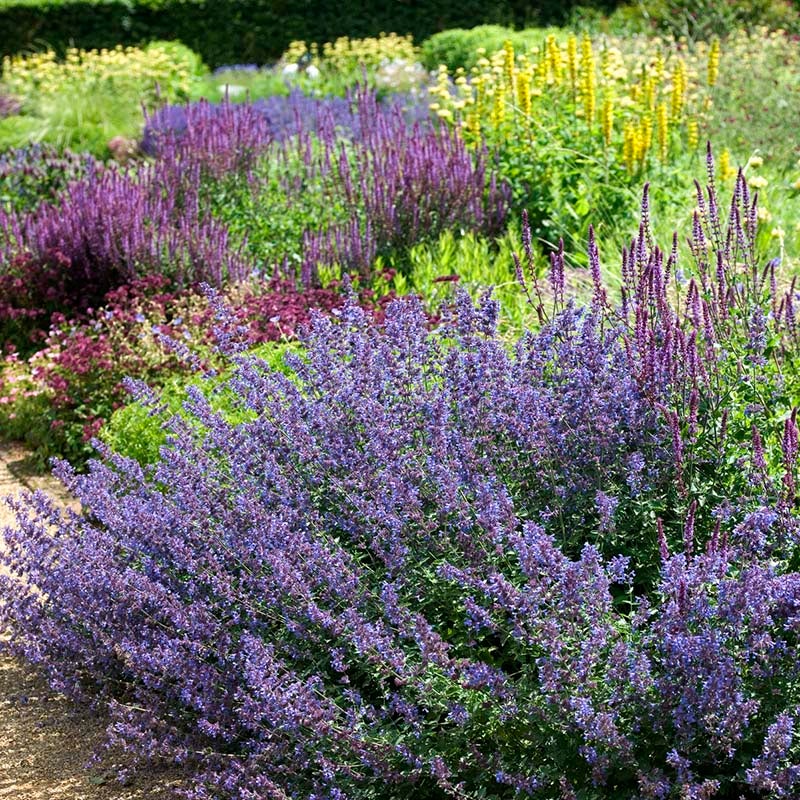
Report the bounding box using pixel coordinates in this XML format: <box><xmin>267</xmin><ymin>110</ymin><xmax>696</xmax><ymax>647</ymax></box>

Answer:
<box><xmin>708</xmin><ymin>38</ymin><xmax>721</xmax><ymax>87</ymax></box>
<box><xmin>602</xmin><ymin>93</ymin><xmax>614</xmax><ymax>147</ymax></box>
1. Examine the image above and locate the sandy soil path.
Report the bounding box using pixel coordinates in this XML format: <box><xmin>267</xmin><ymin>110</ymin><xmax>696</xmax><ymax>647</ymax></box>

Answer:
<box><xmin>0</xmin><ymin>444</ymin><xmax>182</xmax><ymax>799</ymax></box>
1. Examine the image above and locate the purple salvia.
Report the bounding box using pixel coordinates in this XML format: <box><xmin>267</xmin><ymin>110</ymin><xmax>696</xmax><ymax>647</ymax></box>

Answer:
<box><xmin>657</xmin><ymin>517</ymin><xmax>669</xmax><ymax>562</ymax></box>
<box><xmin>751</xmin><ymin>424</ymin><xmax>767</xmax><ymax>476</ymax></box>
<box><xmin>683</xmin><ymin>500</ymin><xmax>697</xmax><ymax>556</ymax></box>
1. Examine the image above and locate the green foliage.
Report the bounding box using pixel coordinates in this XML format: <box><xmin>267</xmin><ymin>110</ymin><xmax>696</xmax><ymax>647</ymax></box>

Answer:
<box><xmin>101</xmin><ymin>341</ymin><xmax>297</xmax><ymax>465</ymax></box>
<box><xmin>620</xmin><ymin>0</ymin><xmax>799</xmax><ymax>39</ymax></box>
<box><xmin>204</xmin><ymin>140</ymin><xmax>354</xmax><ymax>273</ymax></box>
<box><xmin>366</xmin><ymin>228</ymin><xmax>539</xmax><ymax>336</ymax></box>
<box><xmin>420</xmin><ymin>25</ymin><xmax>561</xmax><ymax>71</ymax></box>
<box><xmin>0</xmin><ymin>115</ymin><xmax>42</xmax><ymax>149</ymax></box>
<box><xmin>705</xmin><ymin>29</ymin><xmax>800</xmax><ymax>167</ymax></box>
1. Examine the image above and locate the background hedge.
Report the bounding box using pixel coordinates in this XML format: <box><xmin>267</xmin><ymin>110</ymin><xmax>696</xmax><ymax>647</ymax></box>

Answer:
<box><xmin>0</xmin><ymin>0</ymin><xmax>617</xmax><ymax>68</ymax></box>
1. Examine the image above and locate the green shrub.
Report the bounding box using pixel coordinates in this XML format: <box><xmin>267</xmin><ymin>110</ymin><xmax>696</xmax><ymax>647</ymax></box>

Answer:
<box><xmin>101</xmin><ymin>341</ymin><xmax>297</xmax><ymax>465</ymax></box>
<box><xmin>615</xmin><ymin>0</ymin><xmax>799</xmax><ymax>39</ymax></box>
<box><xmin>420</xmin><ymin>25</ymin><xmax>562</xmax><ymax>71</ymax></box>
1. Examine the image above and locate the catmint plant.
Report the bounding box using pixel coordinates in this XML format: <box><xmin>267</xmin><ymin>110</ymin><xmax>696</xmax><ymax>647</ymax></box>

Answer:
<box><xmin>3</xmin><ymin>152</ymin><xmax>800</xmax><ymax>799</ymax></box>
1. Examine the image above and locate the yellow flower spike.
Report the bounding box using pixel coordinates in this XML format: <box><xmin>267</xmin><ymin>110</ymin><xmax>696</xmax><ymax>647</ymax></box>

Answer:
<box><xmin>517</xmin><ymin>67</ymin><xmax>532</xmax><ymax>120</ymax></box>
<box><xmin>708</xmin><ymin>37</ymin><xmax>720</xmax><ymax>87</ymax></box>
<box><xmin>652</xmin><ymin>50</ymin><xmax>665</xmax><ymax>87</ymax></box>
<box><xmin>643</xmin><ymin>73</ymin><xmax>658</xmax><ymax>111</ymax></box>
<box><xmin>567</xmin><ymin>34</ymin><xmax>578</xmax><ymax>92</ymax></box>
<box><xmin>492</xmin><ymin>83</ymin><xmax>507</xmax><ymax>129</ymax></box>
<box><xmin>600</xmin><ymin>47</ymin><xmax>613</xmax><ymax>83</ymax></box>
<box><xmin>719</xmin><ymin>149</ymin><xmax>735</xmax><ymax>181</ymax></box>
<box><xmin>670</xmin><ymin>58</ymin><xmax>687</xmax><ymax>122</ymax></box>
<box><xmin>602</xmin><ymin>92</ymin><xmax>614</xmax><ymax>147</ymax></box>
<box><xmin>546</xmin><ymin>34</ymin><xmax>563</xmax><ymax>84</ymax></box>
<box><xmin>638</xmin><ymin>113</ymin><xmax>653</xmax><ymax>162</ymax></box>
<box><xmin>687</xmin><ymin>118</ymin><xmax>699</xmax><ymax>149</ymax></box>
<box><xmin>580</xmin><ymin>34</ymin><xmax>596</xmax><ymax>126</ymax></box>
<box><xmin>466</xmin><ymin>111</ymin><xmax>481</xmax><ymax>139</ymax></box>
<box><xmin>503</xmin><ymin>39</ymin><xmax>516</xmax><ymax>92</ymax></box>
<box><xmin>623</xmin><ymin>122</ymin><xmax>635</xmax><ymax>171</ymax></box>
<box><xmin>657</xmin><ymin>101</ymin><xmax>669</xmax><ymax>162</ymax></box>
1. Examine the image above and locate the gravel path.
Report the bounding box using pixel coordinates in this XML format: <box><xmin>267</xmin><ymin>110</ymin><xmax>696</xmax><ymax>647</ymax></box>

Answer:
<box><xmin>0</xmin><ymin>443</ymin><xmax>182</xmax><ymax>799</ymax></box>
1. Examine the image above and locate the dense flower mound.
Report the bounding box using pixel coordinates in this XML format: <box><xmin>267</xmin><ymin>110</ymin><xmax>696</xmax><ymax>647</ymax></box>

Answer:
<box><xmin>3</xmin><ymin>156</ymin><xmax>800</xmax><ymax>798</ymax></box>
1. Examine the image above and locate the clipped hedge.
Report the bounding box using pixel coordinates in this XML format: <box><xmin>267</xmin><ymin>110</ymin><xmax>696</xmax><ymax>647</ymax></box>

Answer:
<box><xmin>0</xmin><ymin>0</ymin><xmax>617</xmax><ymax>68</ymax></box>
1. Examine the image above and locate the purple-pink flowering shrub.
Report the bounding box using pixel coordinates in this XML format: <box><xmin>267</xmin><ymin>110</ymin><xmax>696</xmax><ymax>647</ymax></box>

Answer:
<box><xmin>0</xmin><ymin>161</ymin><xmax>248</xmax><ymax>344</ymax></box>
<box><xmin>4</xmin><ymin>154</ymin><xmax>800</xmax><ymax>798</ymax></box>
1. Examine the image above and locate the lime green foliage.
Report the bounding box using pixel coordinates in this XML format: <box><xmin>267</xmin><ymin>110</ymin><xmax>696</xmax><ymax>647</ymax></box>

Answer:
<box><xmin>102</xmin><ymin>341</ymin><xmax>298</xmax><ymax>465</ymax></box>
<box><xmin>350</xmin><ymin>227</ymin><xmax>543</xmax><ymax>336</ymax></box>
<box><xmin>206</xmin><ymin>140</ymin><xmax>353</xmax><ymax>273</ymax></box>
<box><xmin>0</xmin><ymin>41</ymin><xmax>202</xmax><ymax>155</ymax></box>
<box><xmin>420</xmin><ymin>25</ymin><xmax>563</xmax><ymax>71</ymax></box>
